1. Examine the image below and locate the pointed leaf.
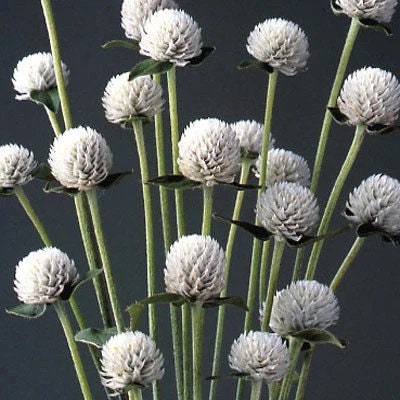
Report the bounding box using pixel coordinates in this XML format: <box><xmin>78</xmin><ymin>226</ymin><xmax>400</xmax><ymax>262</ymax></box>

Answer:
<box><xmin>133</xmin><ymin>293</ymin><xmax>186</xmax><ymax>307</ymax></box>
<box><xmin>238</xmin><ymin>59</ymin><xmax>274</xmax><ymax>73</ymax></box>
<box><xmin>33</xmin><ymin>163</ymin><xmax>57</xmax><ymax>182</ymax></box>
<box><xmin>129</xmin><ymin>59</ymin><xmax>173</xmax><ymax>80</ymax></box>
<box><xmin>330</xmin><ymin>0</ymin><xmax>343</xmax><ymax>14</ymax></box>
<box><xmin>147</xmin><ymin>175</ymin><xmax>201</xmax><ymax>190</ymax></box>
<box><xmin>219</xmin><ymin>181</ymin><xmax>260</xmax><ymax>190</ymax></box>
<box><xmin>291</xmin><ymin>328</ymin><xmax>346</xmax><ymax>348</ymax></box>
<box><xmin>359</xmin><ymin>18</ymin><xmax>392</xmax><ymax>36</ymax></box>
<box><xmin>366</xmin><ymin>124</ymin><xmax>398</xmax><ymax>135</ymax></box>
<box><xmin>356</xmin><ymin>223</ymin><xmax>400</xmax><ymax>245</ymax></box>
<box><xmin>0</xmin><ymin>187</ymin><xmax>15</xmax><ymax>196</ymax></box>
<box><xmin>202</xmin><ymin>296</ymin><xmax>248</xmax><ymax>311</ymax></box>
<box><xmin>188</xmin><ymin>46</ymin><xmax>215</xmax><ymax>66</ymax></box>
<box><xmin>327</xmin><ymin>107</ymin><xmax>349</xmax><ymax>125</ymax></box>
<box><xmin>69</xmin><ymin>269</ymin><xmax>104</xmax><ymax>297</ymax></box>
<box><xmin>98</xmin><ymin>170</ymin><xmax>133</xmax><ymax>189</ymax></box>
<box><xmin>206</xmin><ymin>372</ymin><xmax>250</xmax><ymax>381</ymax></box>
<box><xmin>102</xmin><ymin>39</ymin><xmax>140</xmax><ymax>50</ymax></box>
<box><xmin>30</xmin><ymin>87</ymin><xmax>60</xmax><ymax>113</ymax></box>
<box><xmin>75</xmin><ymin>327</ymin><xmax>118</xmax><ymax>348</ymax></box>
<box><xmin>6</xmin><ymin>303</ymin><xmax>47</xmax><ymax>319</ymax></box>
<box><xmin>43</xmin><ymin>182</ymin><xmax>79</xmax><ymax>196</ymax></box>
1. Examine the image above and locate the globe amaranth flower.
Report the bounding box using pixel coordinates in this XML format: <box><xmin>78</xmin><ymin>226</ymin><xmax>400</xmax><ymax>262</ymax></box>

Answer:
<box><xmin>102</xmin><ymin>73</ymin><xmax>164</xmax><ymax>127</ymax></box>
<box><xmin>334</xmin><ymin>0</ymin><xmax>397</xmax><ymax>24</ymax></box>
<box><xmin>254</xmin><ymin>148</ymin><xmax>310</xmax><ymax>187</ymax></box>
<box><xmin>48</xmin><ymin>126</ymin><xmax>113</xmax><ymax>191</ymax></box>
<box><xmin>12</xmin><ymin>52</ymin><xmax>69</xmax><ymax>101</ymax></box>
<box><xmin>101</xmin><ymin>331</ymin><xmax>164</xmax><ymax>391</ymax></box>
<box><xmin>139</xmin><ymin>9</ymin><xmax>203</xmax><ymax>67</ymax></box>
<box><xmin>337</xmin><ymin>67</ymin><xmax>400</xmax><ymax>127</ymax></box>
<box><xmin>229</xmin><ymin>331</ymin><xmax>290</xmax><ymax>383</ymax></box>
<box><xmin>345</xmin><ymin>174</ymin><xmax>400</xmax><ymax>236</ymax></box>
<box><xmin>14</xmin><ymin>247</ymin><xmax>79</xmax><ymax>305</ymax></box>
<box><xmin>178</xmin><ymin>118</ymin><xmax>241</xmax><ymax>186</ymax></box>
<box><xmin>256</xmin><ymin>182</ymin><xmax>319</xmax><ymax>242</ymax></box>
<box><xmin>268</xmin><ymin>280</ymin><xmax>340</xmax><ymax>336</ymax></box>
<box><xmin>0</xmin><ymin>144</ymin><xmax>37</xmax><ymax>188</ymax></box>
<box><xmin>164</xmin><ymin>234</ymin><xmax>225</xmax><ymax>302</ymax></box>
<box><xmin>121</xmin><ymin>0</ymin><xmax>178</xmax><ymax>41</ymax></box>
<box><xmin>230</xmin><ymin>120</ymin><xmax>275</xmax><ymax>161</ymax></box>
<box><xmin>247</xmin><ymin>18</ymin><xmax>310</xmax><ymax>76</ymax></box>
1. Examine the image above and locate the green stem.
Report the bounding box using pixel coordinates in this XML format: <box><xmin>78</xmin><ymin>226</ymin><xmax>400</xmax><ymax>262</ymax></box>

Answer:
<box><xmin>182</xmin><ymin>303</ymin><xmax>191</xmax><ymax>400</ymax></box>
<box><xmin>129</xmin><ymin>387</ymin><xmax>143</xmax><ymax>400</ymax></box>
<box><xmin>310</xmin><ymin>18</ymin><xmax>360</xmax><ymax>193</ymax></box>
<box><xmin>45</xmin><ymin>108</ymin><xmax>62</xmax><ymax>135</ymax></box>
<box><xmin>250</xmin><ymin>380</ymin><xmax>262</xmax><ymax>400</ymax></box>
<box><xmin>191</xmin><ymin>303</ymin><xmax>205</xmax><ymax>400</ymax></box>
<box><xmin>305</xmin><ymin>124</ymin><xmax>366</xmax><ymax>280</ymax></box>
<box><xmin>54</xmin><ymin>301</ymin><xmax>93</xmax><ymax>400</ymax></box>
<box><xmin>170</xmin><ymin>304</ymin><xmax>183</xmax><ymax>400</ymax></box>
<box><xmin>86</xmin><ymin>188</ymin><xmax>124</xmax><ymax>332</ymax></box>
<box><xmin>268</xmin><ymin>383</ymin><xmax>280</xmax><ymax>400</ymax></box>
<box><xmin>202</xmin><ymin>186</ymin><xmax>214</xmax><ymax>236</ymax></box>
<box><xmin>41</xmin><ymin>0</ymin><xmax>73</xmax><ymax>129</ymax></box>
<box><xmin>294</xmin><ymin>345</ymin><xmax>315</xmax><ymax>400</ymax></box>
<box><xmin>261</xmin><ymin>239</ymin><xmax>285</xmax><ymax>331</ymax></box>
<box><xmin>291</xmin><ymin>248</ymin><xmax>305</xmax><ymax>282</ymax></box>
<box><xmin>330</xmin><ymin>236</ymin><xmax>365</xmax><ymax>291</ymax></box>
<box><xmin>258</xmin><ymin>241</ymin><xmax>271</xmax><ymax>308</ymax></box>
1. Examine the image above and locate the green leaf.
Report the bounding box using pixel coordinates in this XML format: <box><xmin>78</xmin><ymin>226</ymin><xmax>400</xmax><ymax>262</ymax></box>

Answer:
<box><xmin>206</xmin><ymin>372</ymin><xmax>250</xmax><ymax>381</ymax></box>
<box><xmin>6</xmin><ymin>303</ymin><xmax>47</xmax><ymax>319</ymax></box>
<box><xmin>30</xmin><ymin>87</ymin><xmax>60</xmax><ymax>113</ymax></box>
<box><xmin>358</xmin><ymin>18</ymin><xmax>392</xmax><ymax>36</ymax></box>
<box><xmin>147</xmin><ymin>175</ymin><xmax>202</xmax><ymax>190</ymax></box>
<box><xmin>127</xmin><ymin>303</ymin><xmax>146</xmax><ymax>331</ymax></box>
<box><xmin>327</xmin><ymin>107</ymin><xmax>349</xmax><ymax>125</ymax></box>
<box><xmin>102</xmin><ymin>39</ymin><xmax>139</xmax><ymax>50</ymax></box>
<box><xmin>33</xmin><ymin>163</ymin><xmax>57</xmax><ymax>182</ymax></box>
<box><xmin>219</xmin><ymin>181</ymin><xmax>260</xmax><ymax>190</ymax></box>
<box><xmin>238</xmin><ymin>59</ymin><xmax>274</xmax><ymax>73</ymax></box>
<box><xmin>356</xmin><ymin>223</ymin><xmax>400</xmax><ymax>245</ymax></box>
<box><xmin>291</xmin><ymin>328</ymin><xmax>346</xmax><ymax>348</ymax></box>
<box><xmin>43</xmin><ymin>182</ymin><xmax>79</xmax><ymax>196</ymax></box>
<box><xmin>188</xmin><ymin>46</ymin><xmax>215</xmax><ymax>66</ymax></box>
<box><xmin>129</xmin><ymin>59</ymin><xmax>173</xmax><ymax>80</ymax></box>
<box><xmin>202</xmin><ymin>296</ymin><xmax>248</xmax><ymax>311</ymax></box>
<box><xmin>69</xmin><ymin>269</ymin><xmax>104</xmax><ymax>298</ymax></box>
<box><xmin>0</xmin><ymin>187</ymin><xmax>15</xmax><ymax>196</ymax></box>
<box><xmin>98</xmin><ymin>170</ymin><xmax>133</xmax><ymax>189</ymax></box>
<box><xmin>75</xmin><ymin>327</ymin><xmax>118</xmax><ymax>348</ymax></box>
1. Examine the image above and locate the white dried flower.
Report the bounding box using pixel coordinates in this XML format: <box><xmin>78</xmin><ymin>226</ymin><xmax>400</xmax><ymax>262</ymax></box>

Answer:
<box><xmin>12</xmin><ymin>52</ymin><xmax>69</xmax><ymax>101</ymax></box>
<box><xmin>229</xmin><ymin>331</ymin><xmax>290</xmax><ymax>383</ymax></box>
<box><xmin>247</xmin><ymin>18</ymin><xmax>310</xmax><ymax>76</ymax></box>
<box><xmin>48</xmin><ymin>126</ymin><xmax>113</xmax><ymax>191</ymax></box>
<box><xmin>101</xmin><ymin>331</ymin><xmax>164</xmax><ymax>391</ymax></box>
<box><xmin>178</xmin><ymin>118</ymin><xmax>241</xmax><ymax>186</ymax></box>
<box><xmin>254</xmin><ymin>148</ymin><xmax>310</xmax><ymax>187</ymax></box>
<box><xmin>102</xmin><ymin>73</ymin><xmax>164</xmax><ymax>127</ymax></box>
<box><xmin>121</xmin><ymin>0</ymin><xmax>178</xmax><ymax>41</ymax></box>
<box><xmin>335</xmin><ymin>0</ymin><xmax>397</xmax><ymax>24</ymax></box>
<box><xmin>14</xmin><ymin>247</ymin><xmax>79</xmax><ymax>305</ymax></box>
<box><xmin>345</xmin><ymin>174</ymin><xmax>400</xmax><ymax>235</ymax></box>
<box><xmin>269</xmin><ymin>280</ymin><xmax>340</xmax><ymax>336</ymax></box>
<box><xmin>0</xmin><ymin>144</ymin><xmax>37</xmax><ymax>188</ymax></box>
<box><xmin>164</xmin><ymin>234</ymin><xmax>225</xmax><ymax>301</ymax></box>
<box><xmin>139</xmin><ymin>9</ymin><xmax>203</xmax><ymax>67</ymax></box>
<box><xmin>256</xmin><ymin>182</ymin><xmax>319</xmax><ymax>241</ymax></box>
<box><xmin>337</xmin><ymin>67</ymin><xmax>400</xmax><ymax>127</ymax></box>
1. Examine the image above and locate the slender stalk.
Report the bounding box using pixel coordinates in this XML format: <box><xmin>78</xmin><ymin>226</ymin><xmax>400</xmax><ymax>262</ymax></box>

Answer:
<box><xmin>182</xmin><ymin>303</ymin><xmax>191</xmax><ymax>400</ymax></box>
<box><xmin>258</xmin><ymin>242</ymin><xmax>271</xmax><ymax>308</ymax></box>
<box><xmin>330</xmin><ymin>236</ymin><xmax>365</xmax><ymax>290</ymax></box>
<box><xmin>250</xmin><ymin>380</ymin><xmax>262</xmax><ymax>400</ymax></box>
<box><xmin>310</xmin><ymin>18</ymin><xmax>360</xmax><ymax>193</ymax></box>
<box><xmin>261</xmin><ymin>239</ymin><xmax>285</xmax><ymax>331</ymax></box>
<box><xmin>268</xmin><ymin>383</ymin><xmax>280</xmax><ymax>400</ymax></box>
<box><xmin>45</xmin><ymin>108</ymin><xmax>62</xmax><ymax>136</ymax></box>
<box><xmin>86</xmin><ymin>188</ymin><xmax>124</xmax><ymax>332</ymax></box>
<box><xmin>291</xmin><ymin>248</ymin><xmax>305</xmax><ymax>282</ymax></box>
<box><xmin>202</xmin><ymin>186</ymin><xmax>214</xmax><ymax>236</ymax></box>
<box><xmin>294</xmin><ymin>345</ymin><xmax>315</xmax><ymax>400</ymax></box>
<box><xmin>54</xmin><ymin>301</ymin><xmax>93</xmax><ymax>400</ymax></box>
<box><xmin>191</xmin><ymin>303</ymin><xmax>205</xmax><ymax>400</ymax></box>
<box><xmin>129</xmin><ymin>387</ymin><xmax>143</xmax><ymax>400</ymax></box>
<box><xmin>305</xmin><ymin>124</ymin><xmax>366</xmax><ymax>280</ymax></box>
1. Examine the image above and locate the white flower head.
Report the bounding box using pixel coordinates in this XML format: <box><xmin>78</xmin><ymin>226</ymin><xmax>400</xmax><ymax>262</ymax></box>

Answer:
<box><xmin>229</xmin><ymin>331</ymin><xmax>290</xmax><ymax>383</ymax></box>
<box><xmin>247</xmin><ymin>18</ymin><xmax>310</xmax><ymax>76</ymax></box>
<box><xmin>254</xmin><ymin>148</ymin><xmax>310</xmax><ymax>187</ymax></box>
<box><xmin>14</xmin><ymin>247</ymin><xmax>79</xmax><ymax>305</ymax></box>
<box><xmin>139</xmin><ymin>9</ymin><xmax>203</xmax><ymax>67</ymax></box>
<box><xmin>256</xmin><ymin>182</ymin><xmax>319</xmax><ymax>241</ymax></box>
<box><xmin>0</xmin><ymin>144</ymin><xmax>37</xmax><ymax>188</ymax></box>
<box><xmin>48</xmin><ymin>126</ymin><xmax>113</xmax><ymax>191</ymax></box>
<box><xmin>101</xmin><ymin>331</ymin><xmax>164</xmax><ymax>391</ymax></box>
<box><xmin>164</xmin><ymin>234</ymin><xmax>226</xmax><ymax>301</ymax></box>
<box><xmin>334</xmin><ymin>0</ymin><xmax>397</xmax><ymax>24</ymax></box>
<box><xmin>12</xmin><ymin>52</ymin><xmax>69</xmax><ymax>101</ymax></box>
<box><xmin>102</xmin><ymin>73</ymin><xmax>164</xmax><ymax>127</ymax></box>
<box><xmin>121</xmin><ymin>0</ymin><xmax>178</xmax><ymax>41</ymax></box>
<box><xmin>178</xmin><ymin>118</ymin><xmax>241</xmax><ymax>186</ymax></box>
<box><xmin>268</xmin><ymin>280</ymin><xmax>340</xmax><ymax>336</ymax></box>
<box><xmin>345</xmin><ymin>174</ymin><xmax>400</xmax><ymax>235</ymax></box>
<box><xmin>337</xmin><ymin>67</ymin><xmax>400</xmax><ymax>127</ymax></box>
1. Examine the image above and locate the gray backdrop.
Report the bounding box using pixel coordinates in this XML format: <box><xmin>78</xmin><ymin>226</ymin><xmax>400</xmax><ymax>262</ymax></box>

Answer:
<box><xmin>1</xmin><ymin>1</ymin><xmax>399</xmax><ymax>399</ymax></box>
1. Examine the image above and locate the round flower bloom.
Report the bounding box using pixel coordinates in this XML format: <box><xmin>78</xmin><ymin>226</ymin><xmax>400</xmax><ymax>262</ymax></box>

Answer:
<box><xmin>164</xmin><ymin>234</ymin><xmax>225</xmax><ymax>301</ymax></box>
<box><xmin>12</xmin><ymin>52</ymin><xmax>69</xmax><ymax>101</ymax></box>
<box><xmin>247</xmin><ymin>18</ymin><xmax>310</xmax><ymax>76</ymax></box>
<box><xmin>269</xmin><ymin>280</ymin><xmax>340</xmax><ymax>336</ymax></box>
<box><xmin>48</xmin><ymin>126</ymin><xmax>113</xmax><ymax>191</ymax></box>
<box><xmin>337</xmin><ymin>67</ymin><xmax>400</xmax><ymax>127</ymax></box>
<box><xmin>102</xmin><ymin>73</ymin><xmax>164</xmax><ymax>127</ymax></box>
<box><xmin>345</xmin><ymin>174</ymin><xmax>400</xmax><ymax>235</ymax></box>
<box><xmin>334</xmin><ymin>0</ymin><xmax>398</xmax><ymax>24</ymax></box>
<box><xmin>121</xmin><ymin>0</ymin><xmax>178</xmax><ymax>41</ymax></box>
<box><xmin>139</xmin><ymin>9</ymin><xmax>203</xmax><ymax>67</ymax></box>
<box><xmin>178</xmin><ymin>118</ymin><xmax>241</xmax><ymax>186</ymax></box>
<box><xmin>0</xmin><ymin>144</ymin><xmax>37</xmax><ymax>188</ymax></box>
<box><xmin>101</xmin><ymin>331</ymin><xmax>164</xmax><ymax>391</ymax></box>
<box><xmin>229</xmin><ymin>331</ymin><xmax>290</xmax><ymax>383</ymax></box>
<box><xmin>14</xmin><ymin>247</ymin><xmax>79</xmax><ymax>305</ymax></box>
<box><xmin>256</xmin><ymin>182</ymin><xmax>319</xmax><ymax>241</ymax></box>
<box><xmin>254</xmin><ymin>148</ymin><xmax>310</xmax><ymax>187</ymax></box>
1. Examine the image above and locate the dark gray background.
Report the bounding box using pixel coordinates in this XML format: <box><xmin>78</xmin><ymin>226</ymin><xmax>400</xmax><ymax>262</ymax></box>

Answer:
<box><xmin>1</xmin><ymin>1</ymin><xmax>399</xmax><ymax>399</ymax></box>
